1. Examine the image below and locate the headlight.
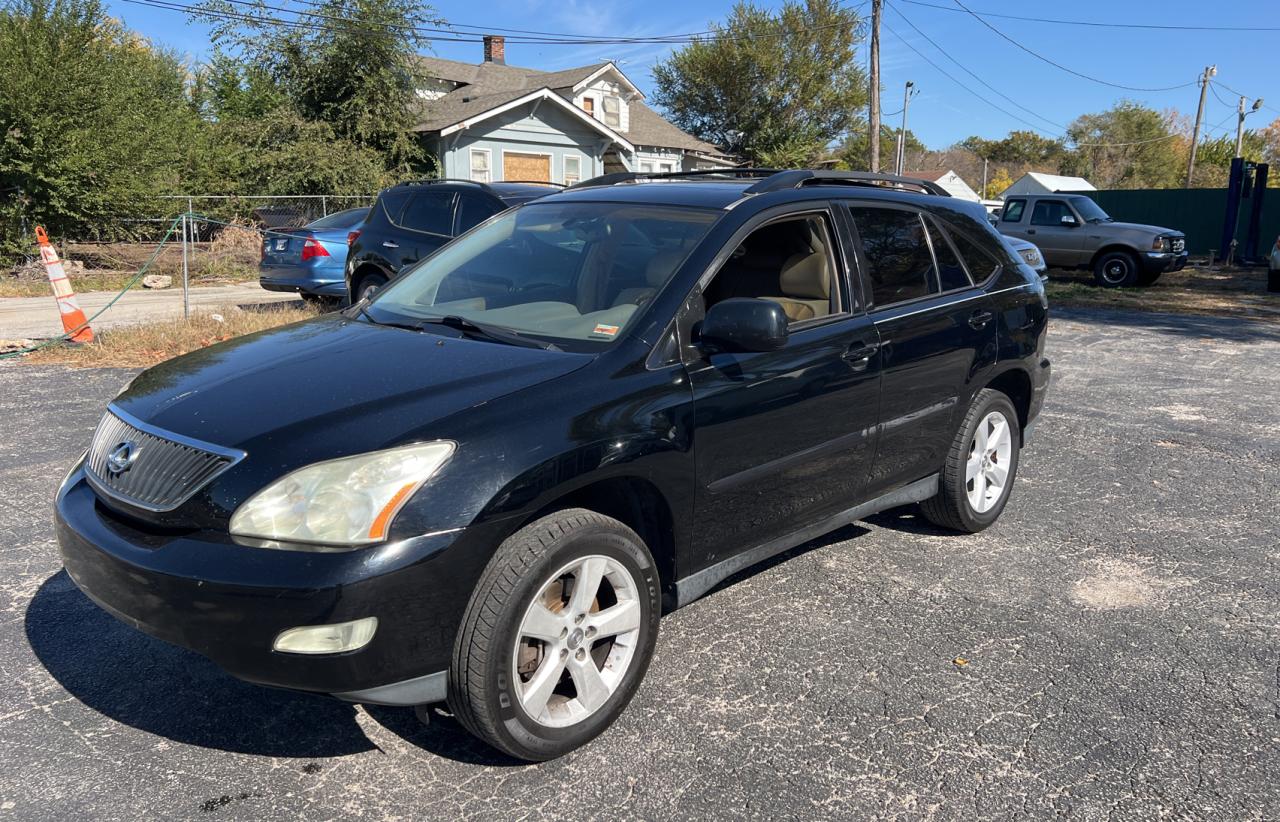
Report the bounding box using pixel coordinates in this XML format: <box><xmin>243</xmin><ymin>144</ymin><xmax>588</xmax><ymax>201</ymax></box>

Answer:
<box><xmin>1021</xmin><ymin>249</ymin><xmax>1041</xmax><ymax>265</ymax></box>
<box><xmin>229</xmin><ymin>441</ymin><xmax>455</xmax><ymax>547</ymax></box>
<box><xmin>1152</xmin><ymin>237</ymin><xmax>1170</xmax><ymax>251</ymax></box>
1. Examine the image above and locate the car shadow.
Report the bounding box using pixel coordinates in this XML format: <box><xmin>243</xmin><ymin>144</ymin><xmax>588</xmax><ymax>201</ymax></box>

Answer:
<box><xmin>701</xmin><ymin>523</ymin><xmax>872</xmax><ymax>600</ymax></box>
<box><xmin>24</xmin><ymin>570</ymin><xmax>375</xmax><ymax>758</ymax></box>
<box><xmin>1053</xmin><ymin>306</ymin><xmax>1280</xmax><ymax>344</ymax></box>
<box><xmin>861</xmin><ymin>506</ymin><xmax>957</xmax><ymax>536</ymax></box>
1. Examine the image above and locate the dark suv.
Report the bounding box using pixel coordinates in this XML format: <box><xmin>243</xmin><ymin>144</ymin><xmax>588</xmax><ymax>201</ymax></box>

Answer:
<box><xmin>55</xmin><ymin>170</ymin><xmax>1050</xmax><ymax>761</ymax></box>
<box><xmin>345</xmin><ymin>179</ymin><xmax>561</xmax><ymax>301</ymax></box>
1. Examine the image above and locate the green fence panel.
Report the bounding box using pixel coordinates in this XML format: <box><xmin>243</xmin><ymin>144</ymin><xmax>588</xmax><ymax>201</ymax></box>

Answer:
<box><xmin>1068</xmin><ymin>188</ymin><xmax>1279</xmax><ymax>257</ymax></box>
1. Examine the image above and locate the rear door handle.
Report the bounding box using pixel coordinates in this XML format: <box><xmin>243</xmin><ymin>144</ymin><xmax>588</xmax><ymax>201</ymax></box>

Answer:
<box><xmin>968</xmin><ymin>310</ymin><xmax>994</xmax><ymax>330</ymax></box>
<box><xmin>382</xmin><ymin>241</ymin><xmax>400</xmax><ymax>249</ymax></box>
<box><xmin>842</xmin><ymin>340</ymin><xmax>880</xmax><ymax>369</ymax></box>
<box><xmin>1026</xmin><ymin>228</ymin><xmax>1036</xmax><ymax>235</ymax></box>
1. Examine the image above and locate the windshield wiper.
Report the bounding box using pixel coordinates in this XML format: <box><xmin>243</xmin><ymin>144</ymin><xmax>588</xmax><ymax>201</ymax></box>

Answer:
<box><xmin>417</xmin><ymin>315</ymin><xmax>561</xmax><ymax>351</ymax></box>
<box><xmin>350</xmin><ymin>303</ymin><xmax>421</xmax><ymax>331</ymax></box>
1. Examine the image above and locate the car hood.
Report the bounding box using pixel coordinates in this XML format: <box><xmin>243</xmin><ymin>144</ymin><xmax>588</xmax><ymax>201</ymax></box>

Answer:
<box><xmin>1091</xmin><ymin>221</ymin><xmax>1182</xmax><ymax>237</ymax></box>
<box><xmin>113</xmin><ymin>314</ymin><xmax>591</xmax><ymax>454</ymax></box>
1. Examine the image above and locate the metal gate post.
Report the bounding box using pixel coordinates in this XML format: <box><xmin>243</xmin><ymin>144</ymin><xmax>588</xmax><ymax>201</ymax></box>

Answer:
<box><xmin>181</xmin><ymin>212</ymin><xmax>190</xmax><ymax>319</ymax></box>
<box><xmin>1220</xmin><ymin>158</ymin><xmax>1245</xmax><ymax>265</ymax></box>
<box><xmin>1244</xmin><ymin>163</ymin><xmax>1268</xmax><ymax>263</ymax></box>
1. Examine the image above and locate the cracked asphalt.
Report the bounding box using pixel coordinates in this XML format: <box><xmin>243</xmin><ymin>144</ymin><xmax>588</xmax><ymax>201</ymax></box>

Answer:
<box><xmin>1</xmin><ymin>307</ymin><xmax>1278</xmax><ymax>820</ymax></box>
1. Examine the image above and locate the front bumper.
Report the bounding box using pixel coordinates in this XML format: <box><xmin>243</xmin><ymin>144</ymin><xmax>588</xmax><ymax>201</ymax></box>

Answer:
<box><xmin>1142</xmin><ymin>251</ymin><xmax>1188</xmax><ymax>274</ymax></box>
<box><xmin>54</xmin><ymin>467</ymin><xmax>495</xmax><ymax>703</ymax></box>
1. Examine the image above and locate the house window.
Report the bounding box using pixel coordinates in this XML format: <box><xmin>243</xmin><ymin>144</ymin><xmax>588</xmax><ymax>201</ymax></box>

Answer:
<box><xmin>469</xmin><ymin>148</ymin><xmax>491</xmax><ymax>183</ymax></box>
<box><xmin>564</xmin><ymin>155</ymin><xmax>582</xmax><ymax>186</ymax></box>
<box><xmin>602</xmin><ymin>96</ymin><xmax>621</xmax><ymax>128</ymax></box>
<box><xmin>638</xmin><ymin>160</ymin><xmax>655</xmax><ymax>173</ymax></box>
<box><xmin>582</xmin><ymin>97</ymin><xmax>595</xmax><ymax>117</ymax></box>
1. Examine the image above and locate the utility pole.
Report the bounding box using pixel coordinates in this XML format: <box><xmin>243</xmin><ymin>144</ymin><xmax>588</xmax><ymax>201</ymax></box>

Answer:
<box><xmin>895</xmin><ymin>80</ymin><xmax>915</xmax><ymax>175</ymax></box>
<box><xmin>981</xmin><ymin>157</ymin><xmax>989</xmax><ymax>200</ymax></box>
<box><xmin>868</xmin><ymin>0</ymin><xmax>882</xmax><ymax>172</ymax></box>
<box><xmin>1235</xmin><ymin>95</ymin><xmax>1264</xmax><ymax>158</ymax></box>
<box><xmin>1184</xmin><ymin>65</ymin><xmax>1215</xmax><ymax>188</ymax></box>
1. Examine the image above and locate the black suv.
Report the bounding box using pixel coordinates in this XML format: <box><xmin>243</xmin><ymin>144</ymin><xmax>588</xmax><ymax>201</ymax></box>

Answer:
<box><xmin>345</xmin><ymin>179</ymin><xmax>561</xmax><ymax>301</ymax></box>
<box><xmin>55</xmin><ymin>170</ymin><xmax>1050</xmax><ymax>761</ymax></box>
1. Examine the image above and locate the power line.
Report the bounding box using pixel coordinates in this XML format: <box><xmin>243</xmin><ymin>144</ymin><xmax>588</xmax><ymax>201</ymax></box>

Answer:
<box><xmin>898</xmin><ymin>0</ymin><xmax>1280</xmax><ymax>32</ymax></box>
<box><xmin>949</xmin><ymin>0</ymin><xmax>1196</xmax><ymax>93</ymax></box>
<box><xmin>1213</xmin><ymin>80</ymin><xmax>1280</xmax><ymax>118</ymax></box>
<box><xmin>889</xmin><ymin>1</ymin><xmax>1064</xmax><ymax>131</ymax></box>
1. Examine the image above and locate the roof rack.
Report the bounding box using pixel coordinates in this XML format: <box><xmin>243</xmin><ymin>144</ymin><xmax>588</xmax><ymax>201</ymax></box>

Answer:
<box><xmin>565</xmin><ymin>168</ymin><xmax>779</xmax><ymax>190</ymax></box>
<box><xmin>563</xmin><ymin>168</ymin><xmax>951</xmax><ymax>197</ymax></box>
<box><xmin>743</xmin><ymin>170</ymin><xmax>951</xmax><ymax>197</ymax></box>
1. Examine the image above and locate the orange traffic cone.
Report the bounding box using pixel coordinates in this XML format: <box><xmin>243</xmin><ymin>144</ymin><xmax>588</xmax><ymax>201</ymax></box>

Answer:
<box><xmin>35</xmin><ymin>226</ymin><xmax>93</xmax><ymax>343</ymax></box>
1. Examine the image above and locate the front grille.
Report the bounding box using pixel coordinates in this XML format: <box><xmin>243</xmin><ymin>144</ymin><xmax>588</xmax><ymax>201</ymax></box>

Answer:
<box><xmin>85</xmin><ymin>407</ymin><xmax>245</xmax><ymax>512</ymax></box>
<box><xmin>1171</xmin><ymin>238</ymin><xmax>1185</xmax><ymax>253</ymax></box>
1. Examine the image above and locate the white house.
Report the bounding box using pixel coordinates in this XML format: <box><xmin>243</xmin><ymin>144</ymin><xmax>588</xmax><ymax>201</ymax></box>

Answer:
<box><xmin>904</xmin><ymin>169</ymin><xmax>981</xmax><ymax>201</ymax></box>
<box><xmin>412</xmin><ymin>36</ymin><xmax>734</xmax><ymax>185</ymax></box>
<box><xmin>999</xmin><ymin>172</ymin><xmax>1096</xmax><ymax>198</ymax></box>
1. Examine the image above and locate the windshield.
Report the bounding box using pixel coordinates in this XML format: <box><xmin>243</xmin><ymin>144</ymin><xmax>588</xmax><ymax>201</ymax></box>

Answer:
<box><xmin>364</xmin><ymin>202</ymin><xmax>720</xmax><ymax>349</ymax></box>
<box><xmin>307</xmin><ymin>208</ymin><xmax>368</xmax><ymax>230</ymax></box>
<box><xmin>1070</xmin><ymin>197</ymin><xmax>1112</xmax><ymax>223</ymax></box>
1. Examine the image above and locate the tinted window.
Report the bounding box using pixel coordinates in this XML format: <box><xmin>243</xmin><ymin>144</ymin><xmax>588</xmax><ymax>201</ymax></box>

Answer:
<box><xmin>850</xmin><ymin>207</ymin><xmax>938</xmax><ymax>307</ymax></box>
<box><xmin>925</xmin><ymin>216</ymin><xmax>971</xmax><ymax>292</ymax></box>
<box><xmin>399</xmin><ymin>191</ymin><xmax>456</xmax><ymax>235</ymax></box>
<box><xmin>307</xmin><ymin>208</ymin><xmax>368</xmax><ymax>230</ymax></box>
<box><xmin>456</xmin><ymin>193</ymin><xmax>502</xmax><ymax>233</ymax></box>
<box><xmin>704</xmin><ymin>214</ymin><xmax>839</xmax><ymax>325</ymax></box>
<box><xmin>948</xmin><ymin>227</ymin><xmax>1000</xmax><ymax>282</ymax></box>
<box><xmin>1002</xmin><ymin>199</ymin><xmax>1025</xmax><ymax>223</ymax></box>
<box><xmin>1030</xmin><ymin>200</ymin><xmax>1072</xmax><ymax>226</ymax></box>
<box><xmin>378</xmin><ymin>190</ymin><xmax>411</xmax><ymax>224</ymax></box>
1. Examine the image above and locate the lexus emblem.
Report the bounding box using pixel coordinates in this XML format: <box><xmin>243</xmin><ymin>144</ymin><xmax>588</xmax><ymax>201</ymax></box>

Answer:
<box><xmin>105</xmin><ymin>441</ymin><xmax>139</xmax><ymax>475</ymax></box>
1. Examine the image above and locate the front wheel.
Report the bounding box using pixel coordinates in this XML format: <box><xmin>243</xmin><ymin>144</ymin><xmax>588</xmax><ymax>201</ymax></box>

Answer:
<box><xmin>920</xmin><ymin>388</ymin><xmax>1021</xmax><ymax>533</ymax></box>
<box><xmin>1093</xmin><ymin>250</ymin><xmax>1140</xmax><ymax>288</ymax></box>
<box><xmin>448</xmin><ymin>509</ymin><xmax>661</xmax><ymax>761</ymax></box>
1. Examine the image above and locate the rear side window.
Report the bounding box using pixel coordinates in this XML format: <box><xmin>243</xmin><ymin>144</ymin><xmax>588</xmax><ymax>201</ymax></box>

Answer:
<box><xmin>378</xmin><ymin>190</ymin><xmax>411</xmax><ymax>224</ymax></box>
<box><xmin>924</xmin><ymin>217</ymin><xmax>971</xmax><ymax>292</ymax></box>
<box><xmin>456</xmin><ymin>193</ymin><xmax>502</xmax><ymax>234</ymax></box>
<box><xmin>849</xmin><ymin>207</ymin><xmax>939</xmax><ymax>307</ymax></box>
<box><xmin>398</xmin><ymin>191</ymin><xmax>456</xmax><ymax>235</ymax></box>
<box><xmin>1002</xmin><ymin>199</ymin><xmax>1025</xmax><ymax>223</ymax></box>
<box><xmin>947</xmin><ymin>227</ymin><xmax>1001</xmax><ymax>283</ymax></box>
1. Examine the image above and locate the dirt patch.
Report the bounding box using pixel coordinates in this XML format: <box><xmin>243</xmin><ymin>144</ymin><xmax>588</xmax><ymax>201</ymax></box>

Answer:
<box><xmin>1070</xmin><ymin>559</ymin><xmax>1188</xmax><ymax>610</ymax></box>
<box><xmin>1045</xmin><ymin>265</ymin><xmax>1278</xmax><ymax>321</ymax></box>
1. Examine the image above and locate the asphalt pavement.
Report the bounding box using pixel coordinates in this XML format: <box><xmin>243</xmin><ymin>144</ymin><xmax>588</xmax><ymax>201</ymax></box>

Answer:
<box><xmin>0</xmin><ymin>284</ymin><xmax>300</xmax><ymax>340</ymax></box>
<box><xmin>0</xmin><ymin>307</ymin><xmax>1277</xmax><ymax>820</ymax></box>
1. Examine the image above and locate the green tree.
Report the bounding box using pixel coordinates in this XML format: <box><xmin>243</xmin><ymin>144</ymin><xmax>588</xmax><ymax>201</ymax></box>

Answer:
<box><xmin>960</xmin><ymin>130</ymin><xmax>1064</xmax><ymax>167</ymax></box>
<box><xmin>195</xmin><ymin>0</ymin><xmax>441</xmax><ymax>173</ymax></box>
<box><xmin>838</xmin><ymin>124</ymin><xmax>925</xmax><ymax>171</ymax></box>
<box><xmin>651</xmin><ymin>0</ymin><xmax>867</xmax><ymax>165</ymax></box>
<box><xmin>1061</xmin><ymin>102</ymin><xmax>1182</xmax><ymax>189</ymax></box>
<box><xmin>0</xmin><ymin>0</ymin><xmax>199</xmax><ymax>258</ymax></box>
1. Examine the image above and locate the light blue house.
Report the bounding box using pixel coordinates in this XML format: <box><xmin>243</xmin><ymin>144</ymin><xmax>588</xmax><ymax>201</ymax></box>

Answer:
<box><xmin>414</xmin><ymin>36</ymin><xmax>734</xmax><ymax>185</ymax></box>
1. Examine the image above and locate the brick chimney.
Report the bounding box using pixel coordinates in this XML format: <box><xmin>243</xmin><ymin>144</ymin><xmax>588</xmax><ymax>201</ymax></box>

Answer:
<box><xmin>483</xmin><ymin>35</ymin><xmax>505</xmax><ymax>65</ymax></box>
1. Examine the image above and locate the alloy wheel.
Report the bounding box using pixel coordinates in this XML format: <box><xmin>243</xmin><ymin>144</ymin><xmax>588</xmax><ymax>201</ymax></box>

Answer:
<box><xmin>966</xmin><ymin>410</ymin><xmax>1012</xmax><ymax>514</ymax></box>
<box><xmin>511</xmin><ymin>555</ymin><xmax>643</xmax><ymax>728</ymax></box>
<box><xmin>1102</xmin><ymin>258</ymin><xmax>1130</xmax><ymax>284</ymax></box>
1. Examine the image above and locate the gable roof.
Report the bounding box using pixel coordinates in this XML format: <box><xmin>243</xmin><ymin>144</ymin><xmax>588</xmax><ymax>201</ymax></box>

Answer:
<box><xmin>412</xmin><ymin>55</ymin><xmax>724</xmax><ymax>156</ymax></box>
<box><xmin>1019</xmin><ymin>172</ymin><xmax>1096</xmax><ymax>192</ymax></box>
<box><xmin>431</xmin><ymin>87</ymin><xmax>635</xmax><ymax>152</ymax></box>
<box><xmin>904</xmin><ymin>169</ymin><xmax>951</xmax><ymax>182</ymax></box>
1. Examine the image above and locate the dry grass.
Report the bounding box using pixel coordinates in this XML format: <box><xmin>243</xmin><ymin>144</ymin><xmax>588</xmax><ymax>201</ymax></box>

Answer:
<box><xmin>1</xmin><ymin>232</ymin><xmax>262</xmax><ymax>298</ymax></box>
<box><xmin>24</xmin><ymin>303</ymin><xmax>323</xmax><ymax>368</ymax></box>
<box><xmin>1046</xmin><ymin>265</ymin><xmax>1280</xmax><ymax>322</ymax></box>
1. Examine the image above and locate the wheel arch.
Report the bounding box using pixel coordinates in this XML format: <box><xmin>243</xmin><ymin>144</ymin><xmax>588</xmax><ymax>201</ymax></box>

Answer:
<box><xmin>1089</xmin><ymin>243</ymin><xmax>1140</xmax><ymax>269</ymax></box>
<box><xmin>983</xmin><ymin>367</ymin><xmax>1033</xmax><ymax>443</ymax></box>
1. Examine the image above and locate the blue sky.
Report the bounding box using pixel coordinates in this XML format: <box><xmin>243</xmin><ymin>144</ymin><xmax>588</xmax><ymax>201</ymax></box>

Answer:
<box><xmin>105</xmin><ymin>0</ymin><xmax>1280</xmax><ymax>149</ymax></box>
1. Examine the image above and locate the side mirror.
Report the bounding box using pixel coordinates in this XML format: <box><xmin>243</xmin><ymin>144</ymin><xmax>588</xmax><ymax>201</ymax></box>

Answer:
<box><xmin>1060</xmin><ymin>214</ymin><xmax>1079</xmax><ymax>227</ymax></box>
<box><xmin>697</xmin><ymin>298</ymin><xmax>789</xmax><ymax>353</ymax></box>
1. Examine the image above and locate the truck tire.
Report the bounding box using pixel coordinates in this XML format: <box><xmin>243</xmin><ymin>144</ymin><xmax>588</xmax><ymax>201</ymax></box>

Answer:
<box><xmin>920</xmin><ymin>388</ymin><xmax>1021</xmax><ymax>533</ymax></box>
<box><xmin>1093</xmin><ymin>250</ymin><xmax>1140</xmax><ymax>288</ymax></box>
<box><xmin>448</xmin><ymin>509</ymin><xmax>661</xmax><ymax>761</ymax></box>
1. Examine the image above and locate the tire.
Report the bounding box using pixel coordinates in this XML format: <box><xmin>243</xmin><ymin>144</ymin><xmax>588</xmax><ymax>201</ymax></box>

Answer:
<box><xmin>1093</xmin><ymin>250</ymin><xmax>1140</xmax><ymax>288</ymax></box>
<box><xmin>1136</xmin><ymin>270</ymin><xmax>1162</xmax><ymax>287</ymax></box>
<box><xmin>920</xmin><ymin>389</ymin><xmax>1021</xmax><ymax>533</ymax></box>
<box><xmin>448</xmin><ymin>509</ymin><xmax>661</xmax><ymax>761</ymax></box>
<box><xmin>355</xmin><ymin>274</ymin><xmax>387</xmax><ymax>302</ymax></box>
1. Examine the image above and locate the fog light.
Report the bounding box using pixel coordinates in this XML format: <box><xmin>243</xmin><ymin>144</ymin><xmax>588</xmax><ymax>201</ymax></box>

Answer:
<box><xmin>273</xmin><ymin>617</ymin><xmax>378</xmax><ymax>655</ymax></box>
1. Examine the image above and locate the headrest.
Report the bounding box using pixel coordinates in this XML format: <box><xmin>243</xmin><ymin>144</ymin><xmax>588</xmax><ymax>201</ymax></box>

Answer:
<box><xmin>779</xmin><ymin>251</ymin><xmax>829</xmax><ymax>299</ymax></box>
<box><xmin>645</xmin><ymin>250</ymin><xmax>685</xmax><ymax>287</ymax></box>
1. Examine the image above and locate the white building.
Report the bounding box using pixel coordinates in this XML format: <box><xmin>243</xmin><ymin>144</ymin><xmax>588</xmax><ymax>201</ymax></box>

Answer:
<box><xmin>904</xmin><ymin>169</ymin><xmax>981</xmax><ymax>202</ymax></box>
<box><xmin>999</xmin><ymin>172</ymin><xmax>1096</xmax><ymax>198</ymax></box>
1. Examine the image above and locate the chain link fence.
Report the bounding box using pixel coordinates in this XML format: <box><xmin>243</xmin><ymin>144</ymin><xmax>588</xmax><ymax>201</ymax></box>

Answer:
<box><xmin>110</xmin><ymin>194</ymin><xmax>377</xmax><ymax>244</ymax></box>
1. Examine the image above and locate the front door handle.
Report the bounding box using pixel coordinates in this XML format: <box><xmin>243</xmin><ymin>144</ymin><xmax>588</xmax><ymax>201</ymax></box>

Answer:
<box><xmin>842</xmin><ymin>340</ymin><xmax>880</xmax><ymax>369</ymax></box>
<box><xmin>968</xmin><ymin>310</ymin><xmax>994</xmax><ymax>330</ymax></box>
<box><xmin>1026</xmin><ymin>228</ymin><xmax>1036</xmax><ymax>235</ymax></box>
<box><xmin>382</xmin><ymin>241</ymin><xmax>400</xmax><ymax>249</ymax></box>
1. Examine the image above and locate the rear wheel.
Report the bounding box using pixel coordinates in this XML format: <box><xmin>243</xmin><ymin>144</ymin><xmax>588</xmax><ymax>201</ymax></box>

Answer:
<box><xmin>355</xmin><ymin>273</ymin><xmax>387</xmax><ymax>303</ymax></box>
<box><xmin>448</xmin><ymin>509</ymin><xmax>660</xmax><ymax>761</ymax></box>
<box><xmin>1093</xmin><ymin>250</ymin><xmax>1140</xmax><ymax>288</ymax></box>
<box><xmin>920</xmin><ymin>389</ymin><xmax>1021</xmax><ymax>533</ymax></box>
